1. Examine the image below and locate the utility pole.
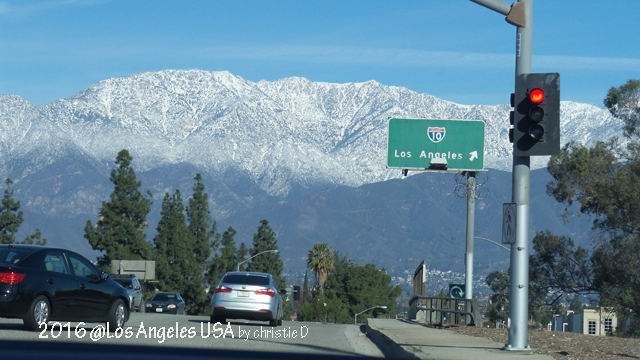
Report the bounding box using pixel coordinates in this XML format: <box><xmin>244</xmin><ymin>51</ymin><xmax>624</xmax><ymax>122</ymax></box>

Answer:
<box><xmin>469</xmin><ymin>0</ymin><xmax>531</xmax><ymax>351</ymax></box>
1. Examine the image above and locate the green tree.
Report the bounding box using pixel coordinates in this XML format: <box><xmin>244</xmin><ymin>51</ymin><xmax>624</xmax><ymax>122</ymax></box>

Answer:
<box><xmin>154</xmin><ymin>191</ymin><xmax>192</xmax><ymax>295</ymax></box>
<box><xmin>236</xmin><ymin>242</ymin><xmax>248</xmax><ymax>271</ymax></box>
<box><xmin>0</xmin><ymin>179</ymin><xmax>22</xmax><ymax>244</ymax></box>
<box><xmin>541</xmin><ymin>79</ymin><xmax>640</xmax><ymax>335</ymax></box>
<box><xmin>206</xmin><ymin>226</ymin><xmax>239</xmax><ymax>287</ymax></box>
<box><xmin>0</xmin><ymin>178</ymin><xmax>47</xmax><ymax>245</ymax></box>
<box><xmin>302</xmin><ymin>262</ymin><xmax>400</xmax><ymax>324</ymax></box>
<box><xmin>85</xmin><ymin>150</ymin><xmax>153</xmax><ymax>269</ymax></box>
<box><xmin>246</xmin><ymin>220</ymin><xmax>285</xmax><ymax>290</ymax></box>
<box><xmin>604</xmin><ymin>79</ymin><xmax>640</xmax><ymax>137</ymax></box>
<box><xmin>333</xmin><ymin>250</ymin><xmax>352</xmax><ymax>272</ymax></box>
<box><xmin>307</xmin><ymin>242</ymin><xmax>335</xmax><ymax>295</ymax></box>
<box><xmin>529</xmin><ymin>231</ymin><xmax>596</xmax><ymax>304</ymax></box>
<box><xmin>155</xmin><ymin>188</ymin><xmax>212</xmax><ymax>315</ymax></box>
<box><xmin>485</xmin><ymin>270</ymin><xmax>509</xmax><ymax>325</ymax></box>
<box><xmin>591</xmin><ymin>235</ymin><xmax>640</xmax><ymax>331</ymax></box>
<box><xmin>569</xmin><ymin>295</ymin><xmax>583</xmax><ymax>312</ymax></box>
<box><xmin>186</xmin><ymin>174</ymin><xmax>216</xmax><ymax>265</ymax></box>
<box><xmin>185</xmin><ymin>173</ymin><xmax>218</xmax><ymax>314</ymax></box>
<box><xmin>21</xmin><ymin>228</ymin><xmax>47</xmax><ymax>246</ymax></box>
<box><xmin>490</xmin><ymin>232</ymin><xmax>594</xmax><ymax>327</ymax></box>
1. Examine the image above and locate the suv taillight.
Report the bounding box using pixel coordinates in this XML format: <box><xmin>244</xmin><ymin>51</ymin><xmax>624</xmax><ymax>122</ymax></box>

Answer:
<box><xmin>255</xmin><ymin>288</ymin><xmax>275</xmax><ymax>297</ymax></box>
<box><xmin>214</xmin><ymin>286</ymin><xmax>232</xmax><ymax>294</ymax></box>
<box><xmin>0</xmin><ymin>272</ymin><xmax>26</xmax><ymax>284</ymax></box>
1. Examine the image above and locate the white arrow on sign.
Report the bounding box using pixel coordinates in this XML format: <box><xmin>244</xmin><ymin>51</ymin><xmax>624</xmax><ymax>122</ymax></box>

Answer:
<box><xmin>450</xmin><ymin>285</ymin><xmax>465</xmax><ymax>298</ymax></box>
<box><xmin>469</xmin><ymin>151</ymin><xmax>478</xmax><ymax>161</ymax></box>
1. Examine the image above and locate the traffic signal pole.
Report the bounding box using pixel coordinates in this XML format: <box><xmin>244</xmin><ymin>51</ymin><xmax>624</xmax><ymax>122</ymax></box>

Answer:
<box><xmin>509</xmin><ymin>0</ymin><xmax>532</xmax><ymax>351</ymax></box>
<box><xmin>470</xmin><ymin>0</ymin><xmax>532</xmax><ymax>350</ymax></box>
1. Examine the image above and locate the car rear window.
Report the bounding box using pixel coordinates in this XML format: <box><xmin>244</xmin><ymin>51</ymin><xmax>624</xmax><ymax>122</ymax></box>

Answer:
<box><xmin>222</xmin><ymin>274</ymin><xmax>270</xmax><ymax>286</ymax></box>
<box><xmin>0</xmin><ymin>248</ymin><xmax>36</xmax><ymax>265</ymax></box>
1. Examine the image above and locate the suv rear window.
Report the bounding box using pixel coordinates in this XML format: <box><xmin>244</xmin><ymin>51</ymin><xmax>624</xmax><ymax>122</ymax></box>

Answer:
<box><xmin>222</xmin><ymin>274</ymin><xmax>270</xmax><ymax>286</ymax></box>
<box><xmin>0</xmin><ymin>248</ymin><xmax>36</xmax><ymax>265</ymax></box>
<box><xmin>114</xmin><ymin>279</ymin><xmax>133</xmax><ymax>288</ymax></box>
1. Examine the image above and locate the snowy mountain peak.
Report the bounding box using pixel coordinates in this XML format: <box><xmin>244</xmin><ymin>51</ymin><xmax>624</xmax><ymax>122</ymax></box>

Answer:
<box><xmin>0</xmin><ymin>69</ymin><xmax>622</xmax><ymax>197</ymax></box>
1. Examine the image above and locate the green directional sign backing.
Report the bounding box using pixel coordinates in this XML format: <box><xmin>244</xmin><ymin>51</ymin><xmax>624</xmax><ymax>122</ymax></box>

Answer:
<box><xmin>449</xmin><ymin>284</ymin><xmax>466</xmax><ymax>299</ymax></box>
<box><xmin>387</xmin><ymin>118</ymin><xmax>485</xmax><ymax>171</ymax></box>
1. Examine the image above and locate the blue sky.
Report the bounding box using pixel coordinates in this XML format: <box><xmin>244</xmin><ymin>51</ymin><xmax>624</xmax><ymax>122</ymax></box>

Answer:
<box><xmin>0</xmin><ymin>0</ymin><xmax>638</xmax><ymax>107</ymax></box>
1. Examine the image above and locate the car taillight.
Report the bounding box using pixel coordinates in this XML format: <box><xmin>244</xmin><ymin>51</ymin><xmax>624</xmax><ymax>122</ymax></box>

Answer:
<box><xmin>255</xmin><ymin>288</ymin><xmax>275</xmax><ymax>297</ymax></box>
<box><xmin>214</xmin><ymin>286</ymin><xmax>232</xmax><ymax>294</ymax></box>
<box><xmin>0</xmin><ymin>272</ymin><xmax>26</xmax><ymax>284</ymax></box>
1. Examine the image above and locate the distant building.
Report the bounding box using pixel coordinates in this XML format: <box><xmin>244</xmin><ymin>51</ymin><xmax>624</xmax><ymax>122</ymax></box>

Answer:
<box><xmin>551</xmin><ymin>308</ymin><xmax>618</xmax><ymax>335</ymax></box>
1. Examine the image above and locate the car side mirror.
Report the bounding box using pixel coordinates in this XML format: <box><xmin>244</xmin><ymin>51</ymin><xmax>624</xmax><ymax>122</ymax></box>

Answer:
<box><xmin>101</xmin><ymin>271</ymin><xmax>109</xmax><ymax>280</ymax></box>
<box><xmin>280</xmin><ymin>289</ymin><xmax>287</xmax><ymax>295</ymax></box>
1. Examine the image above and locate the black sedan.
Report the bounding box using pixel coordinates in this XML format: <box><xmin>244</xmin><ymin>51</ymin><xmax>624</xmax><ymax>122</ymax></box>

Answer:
<box><xmin>0</xmin><ymin>244</ymin><xmax>130</xmax><ymax>331</ymax></box>
<box><xmin>145</xmin><ymin>292</ymin><xmax>185</xmax><ymax>314</ymax></box>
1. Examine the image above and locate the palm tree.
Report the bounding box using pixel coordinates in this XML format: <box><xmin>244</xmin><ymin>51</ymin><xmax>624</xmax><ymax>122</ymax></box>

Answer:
<box><xmin>306</xmin><ymin>243</ymin><xmax>335</xmax><ymax>295</ymax></box>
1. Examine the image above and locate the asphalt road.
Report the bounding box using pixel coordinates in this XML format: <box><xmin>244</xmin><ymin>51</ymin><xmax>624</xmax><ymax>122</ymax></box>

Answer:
<box><xmin>0</xmin><ymin>313</ymin><xmax>384</xmax><ymax>358</ymax></box>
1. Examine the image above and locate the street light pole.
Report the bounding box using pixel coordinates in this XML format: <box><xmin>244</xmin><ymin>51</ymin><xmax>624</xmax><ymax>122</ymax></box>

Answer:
<box><xmin>354</xmin><ymin>305</ymin><xmax>387</xmax><ymax>324</ymax></box>
<box><xmin>237</xmin><ymin>250</ymin><xmax>279</xmax><ymax>271</ymax></box>
<box><xmin>474</xmin><ymin>237</ymin><xmax>511</xmax><ymax>252</ymax></box>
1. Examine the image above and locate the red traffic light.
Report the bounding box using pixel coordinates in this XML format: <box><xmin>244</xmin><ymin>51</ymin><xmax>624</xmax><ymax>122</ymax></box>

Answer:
<box><xmin>530</xmin><ymin>89</ymin><xmax>544</xmax><ymax>103</ymax></box>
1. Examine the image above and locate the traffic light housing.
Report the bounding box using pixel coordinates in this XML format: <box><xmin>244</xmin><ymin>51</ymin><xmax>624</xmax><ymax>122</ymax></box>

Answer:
<box><xmin>512</xmin><ymin>73</ymin><xmax>560</xmax><ymax>156</ymax></box>
<box><xmin>293</xmin><ymin>285</ymin><xmax>301</xmax><ymax>301</ymax></box>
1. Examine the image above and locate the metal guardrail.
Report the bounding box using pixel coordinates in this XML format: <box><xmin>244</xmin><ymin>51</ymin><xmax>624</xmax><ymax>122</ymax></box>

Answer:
<box><xmin>409</xmin><ymin>295</ymin><xmax>481</xmax><ymax>327</ymax></box>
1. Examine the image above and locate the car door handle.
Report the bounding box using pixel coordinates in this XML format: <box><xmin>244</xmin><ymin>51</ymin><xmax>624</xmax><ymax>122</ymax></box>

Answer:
<box><xmin>47</xmin><ymin>278</ymin><xmax>54</xmax><ymax>285</ymax></box>
<box><xmin>79</xmin><ymin>283</ymin><xmax>86</xmax><ymax>289</ymax></box>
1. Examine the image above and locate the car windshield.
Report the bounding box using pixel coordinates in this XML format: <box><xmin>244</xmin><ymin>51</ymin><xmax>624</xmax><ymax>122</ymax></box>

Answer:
<box><xmin>151</xmin><ymin>293</ymin><xmax>177</xmax><ymax>301</ymax></box>
<box><xmin>0</xmin><ymin>248</ymin><xmax>36</xmax><ymax>265</ymax></box>
<box><xmin>222</xmin><ymin>274</ymin><xmax>270</xmax><ymax>286</ymax></box>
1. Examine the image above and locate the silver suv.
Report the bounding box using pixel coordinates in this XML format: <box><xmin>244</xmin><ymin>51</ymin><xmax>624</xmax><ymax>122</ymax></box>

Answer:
<box><xmin>210</xmin><ymin>272</ymin><xmax>285</xmax><ymax>327</ymax></box>
<box><xmin>111</xmin><ymin>274</ymin><xmax>143</xmax><ymax>312</ymax></box>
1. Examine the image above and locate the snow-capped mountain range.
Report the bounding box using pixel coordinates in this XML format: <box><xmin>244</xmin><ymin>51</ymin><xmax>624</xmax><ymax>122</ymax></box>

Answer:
<box><xmin>0</xmin><ymin>69</ymin><xmax>621</xmax><ymax>198</ymax></box>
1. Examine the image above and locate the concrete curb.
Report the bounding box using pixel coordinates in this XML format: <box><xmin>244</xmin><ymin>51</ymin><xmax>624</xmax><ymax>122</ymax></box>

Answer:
<box><xmin>365</xmin><ymin>319</ymin><xmax>555</xmax><ymax>360</ymax></box>
<box><xmin>365</xmin><ymin>319</ymin><xmax>418</xmax><ymax>359</ymax></box>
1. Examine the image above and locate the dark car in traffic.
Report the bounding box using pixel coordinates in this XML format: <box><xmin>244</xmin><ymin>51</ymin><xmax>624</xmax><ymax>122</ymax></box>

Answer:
<box><xmin>145</xmin><ymin>292</ymin><xmax>185</xmax><ymax>314</ymax></box>
<box><xmin>111</xmin><ymin>274</ymin><xmax>144</xmax><ymax>312</ymax></box>
<box><xmin>210</xmin><ymin>271</ymin><xmax>284</xmax><ymax>327</ymax></box>
<box><xmin>0</xmin><ymin>244</ymin><xmax>130</xmax><ymax>331</ymax></box>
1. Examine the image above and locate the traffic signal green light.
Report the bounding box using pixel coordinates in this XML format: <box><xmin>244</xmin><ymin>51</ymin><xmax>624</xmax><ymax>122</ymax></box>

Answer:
<box><xmin>512</xmin><ymin>73</ymin><xmax>560</xmax><ymax>156</ymax></box>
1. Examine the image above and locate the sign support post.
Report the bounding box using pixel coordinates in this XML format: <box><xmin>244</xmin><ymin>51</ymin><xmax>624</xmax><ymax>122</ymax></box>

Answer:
<box><xmin>464</xmin><ymin>171</ymin><xmax>476</xmax><ymax>325</ymax></box>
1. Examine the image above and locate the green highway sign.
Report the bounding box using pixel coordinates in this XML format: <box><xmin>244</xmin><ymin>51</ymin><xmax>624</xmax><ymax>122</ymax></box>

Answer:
<box><xmin>449</xmin><ymin>284</ymin><xmax>466</xmax><ymax>299</ymax></box>
<box><xmin>387</xmin><ymin>118</ymin><xmax>485</xmax><ymax>171</ymax></box>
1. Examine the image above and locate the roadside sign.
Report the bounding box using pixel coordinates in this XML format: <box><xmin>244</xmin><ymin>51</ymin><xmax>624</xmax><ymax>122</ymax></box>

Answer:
<box><xmin>387</xmin><ymin>118</ymin><xmax>485</xmax><ymax>172</ymax></box>
<box><xmin>449</xmin><ymin>284</ymin><xmax>466</xmax><ymax>299</ymax></box>
<box><xmin>502</xmin><ymin>203</ymin><xmax>517</xmax><ymax>244</ymax></box>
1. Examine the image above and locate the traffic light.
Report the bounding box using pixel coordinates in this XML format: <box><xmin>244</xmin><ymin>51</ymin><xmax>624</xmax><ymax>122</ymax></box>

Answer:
<box><xmin>293</xmin><ymin>285</ymin><xmax>301</xmax><ymax>301</ymax></box>
<box><xmin>509</xmin><ymin>93</ymin><xmax>515</xmax><ymax>143</ymax></box>
<box><xmin>512</xmin><ymin>73</ymin><xmax>560</xmax><ymax>156</ymax></box>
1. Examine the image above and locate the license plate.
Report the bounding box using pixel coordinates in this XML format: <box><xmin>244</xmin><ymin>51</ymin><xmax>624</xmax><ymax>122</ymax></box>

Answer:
<box><xmin>237</xmin><ymin>291</ymin><xmax>249</xmax><ymax>297</ymax></box>
<box><xmin>155</xmin><ymin>308</ymin><xmax>163</xmax><ymax>312</ymax></box>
